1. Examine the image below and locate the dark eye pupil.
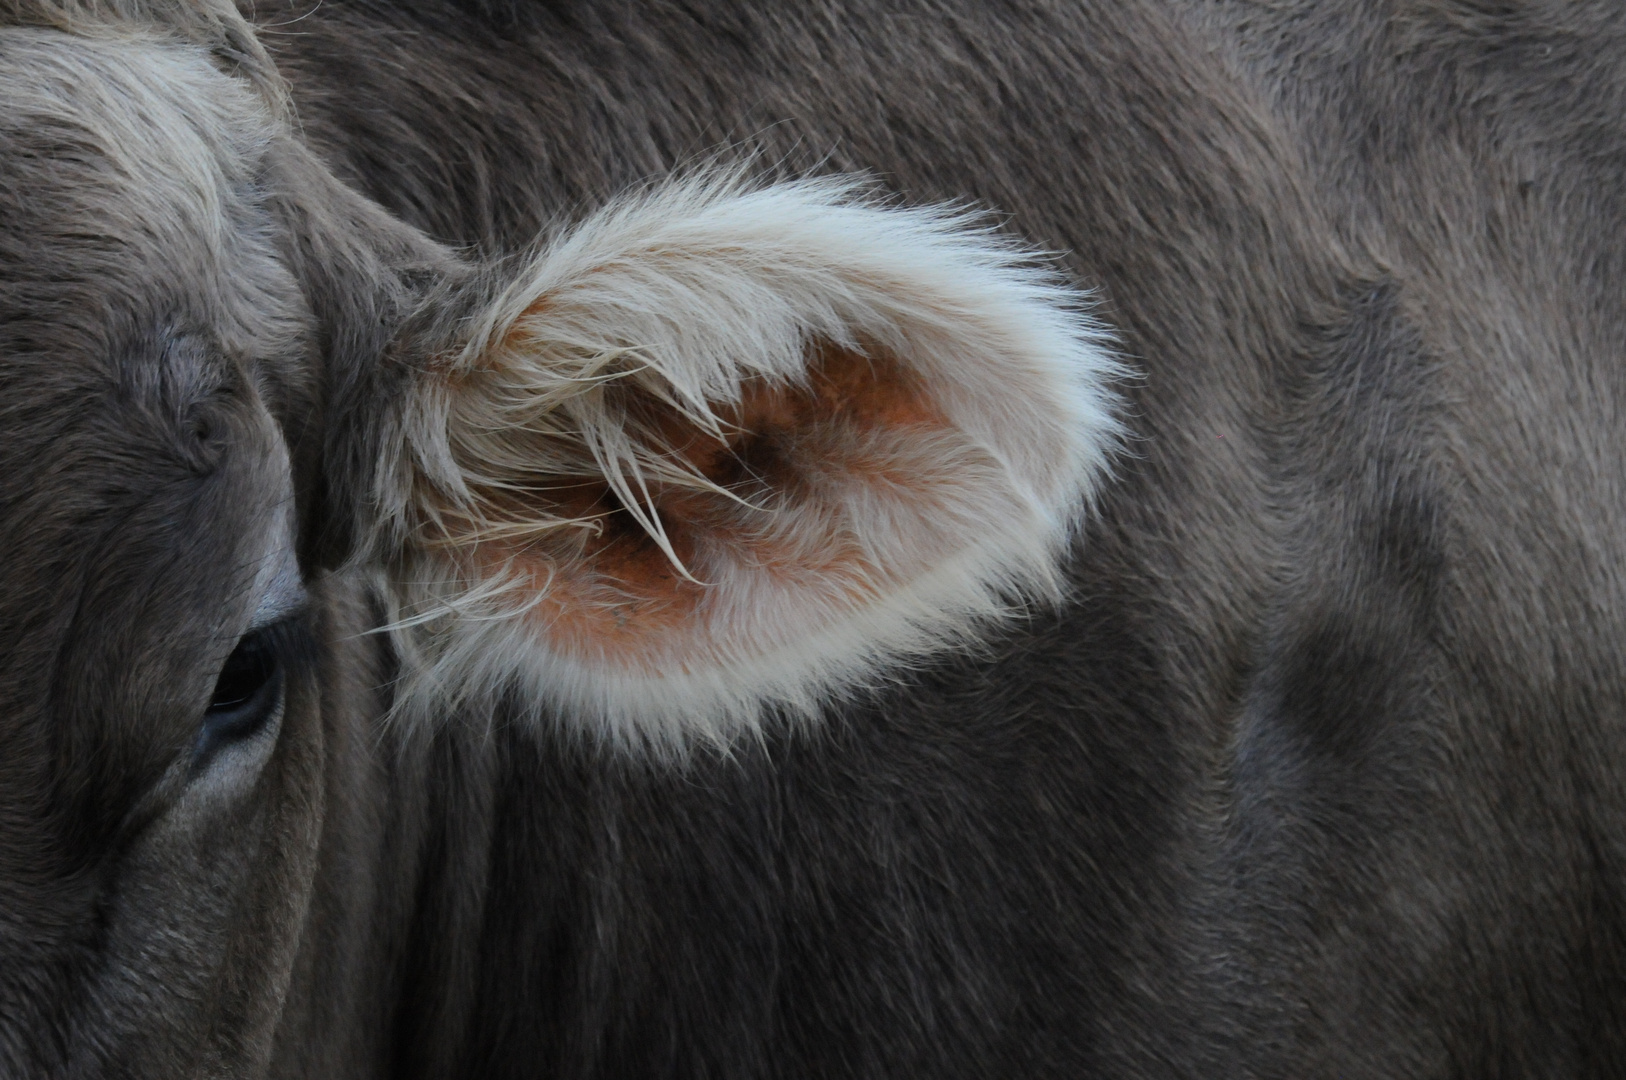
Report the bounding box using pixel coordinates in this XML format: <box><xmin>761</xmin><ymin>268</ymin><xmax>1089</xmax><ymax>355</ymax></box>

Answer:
<box><xmin>192</xmin><ymin>617</ymin><xmax>302</xmax><ymax>773</ymax></box>
<box><xmin>209</xmin><ymin>632</ymin><xmax>277</xmax><ymax>712</ymax></box>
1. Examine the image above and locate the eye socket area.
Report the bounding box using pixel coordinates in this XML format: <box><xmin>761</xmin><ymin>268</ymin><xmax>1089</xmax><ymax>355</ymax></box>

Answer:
<box><xmin>192</xmin><ymin>618</ymin><xmax>298</xmax><ymax>771</ymax></box>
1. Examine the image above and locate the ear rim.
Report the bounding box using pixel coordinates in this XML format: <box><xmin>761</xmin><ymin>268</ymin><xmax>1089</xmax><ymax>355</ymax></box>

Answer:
<box><xmin>378</xmin><ymin>170</ymin><xmax>1127</xmax><ymax>756</ymax></box>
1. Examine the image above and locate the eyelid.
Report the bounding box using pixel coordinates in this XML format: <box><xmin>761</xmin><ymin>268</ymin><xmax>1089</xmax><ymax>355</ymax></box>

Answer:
<box><xmin>248</xmin><ymin>543</ymin><xmax>305</xmax><ymax>629</ymax></box>
<box><xmin>248</xmin><ymin>497</ymin><xmax>302</xmax><ymax>629</ymax></box>
<box><xmin>251</xmin><ymin>583</ymin><xmax>308</xmax><ymax>631</ymax></box>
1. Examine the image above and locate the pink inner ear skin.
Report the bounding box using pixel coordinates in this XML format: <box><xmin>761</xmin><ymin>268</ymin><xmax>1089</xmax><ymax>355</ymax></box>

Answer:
<box><xmin>453</xmin><ymin>343</ymin><xmax>956</xmax><ymax>666</ymax></box>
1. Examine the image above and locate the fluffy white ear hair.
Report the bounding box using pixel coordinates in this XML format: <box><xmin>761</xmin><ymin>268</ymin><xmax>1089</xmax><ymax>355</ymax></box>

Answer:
<box><xmin>383</xmin><ymin>171</ymin><xmax>1122</xmax><ymax>754</ymax></box>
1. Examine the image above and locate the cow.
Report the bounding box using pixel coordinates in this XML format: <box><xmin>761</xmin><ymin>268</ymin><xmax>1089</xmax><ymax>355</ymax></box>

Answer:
<box><xmin>2</xmin><ymin>0</ymin><xmax>1624</xmax><ymax>1075</ymax></box>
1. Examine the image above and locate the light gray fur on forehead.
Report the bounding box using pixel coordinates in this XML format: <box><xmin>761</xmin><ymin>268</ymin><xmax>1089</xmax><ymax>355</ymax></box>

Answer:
<box><xmin>0</xmin><ymin>26</ymin><xmax>305</xmax><ymax>371</ymax></box>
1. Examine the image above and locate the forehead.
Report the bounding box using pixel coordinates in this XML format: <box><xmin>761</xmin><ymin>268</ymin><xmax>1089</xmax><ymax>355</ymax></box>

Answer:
<box><xmin>0</xmin><ymin>28</ymin><xmax>303</xmax><ymax>385</ymax></box>
<box><xmin>0</xmin><ymin>29</ymin><xmax>311</xmax><ymax>672</ymax></box>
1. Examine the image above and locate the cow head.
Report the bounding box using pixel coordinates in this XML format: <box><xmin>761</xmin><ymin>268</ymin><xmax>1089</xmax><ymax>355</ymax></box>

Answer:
<box><xmin>0</xmin><ymin>0</ymin><xmax>1119</xmax><ymax>1073</ymax></box>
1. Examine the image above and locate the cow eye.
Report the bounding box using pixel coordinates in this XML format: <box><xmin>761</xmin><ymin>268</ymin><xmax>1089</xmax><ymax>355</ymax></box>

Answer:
<box><xmin>194</xmin><ymin>623</ymin><xmax>286</xmax><ymax>768</ymax></box>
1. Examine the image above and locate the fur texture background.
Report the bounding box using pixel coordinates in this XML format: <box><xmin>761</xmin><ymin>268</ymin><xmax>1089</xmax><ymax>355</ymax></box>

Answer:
<box><xmin>274</xmin><ymin>1</ymin><xmax>1626</xmax><ymax>1074</ymax></box>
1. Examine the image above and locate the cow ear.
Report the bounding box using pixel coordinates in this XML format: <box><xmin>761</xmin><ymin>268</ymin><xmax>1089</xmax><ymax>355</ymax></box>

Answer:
<box><xmin>381</xmin><ymin>174</ymin><xmax>1122</xmax><ymax>753</ymax></box>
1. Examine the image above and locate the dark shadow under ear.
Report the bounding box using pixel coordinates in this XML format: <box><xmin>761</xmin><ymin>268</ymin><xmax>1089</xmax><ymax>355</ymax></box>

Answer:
<box><xmin>261</xmin><ymin>136</ymin><xmax>467</xmax><ymax>571</ymax></box>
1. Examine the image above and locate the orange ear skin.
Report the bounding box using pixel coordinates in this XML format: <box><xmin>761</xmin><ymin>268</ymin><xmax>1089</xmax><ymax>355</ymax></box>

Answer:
<box><xmin>442</xmin><ymin>344</ymin><xmax>955</xmax><ymax>669</ymax></box>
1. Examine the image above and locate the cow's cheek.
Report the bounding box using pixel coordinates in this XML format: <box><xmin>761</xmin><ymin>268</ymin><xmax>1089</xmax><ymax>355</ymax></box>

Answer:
<box><xmin>200</xmin><ymin>658</ymin><xmax>326</xmax><ymax>1074</ymax></box>
<box><xmin>77</xmin><ymin>635</ymin><xmax>326</xmax><ymax>1075</ymax></box>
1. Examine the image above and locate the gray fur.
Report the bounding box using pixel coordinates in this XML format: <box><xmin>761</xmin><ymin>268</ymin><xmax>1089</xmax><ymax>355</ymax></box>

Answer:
<box><xmin>0</xmin><ymin>0</ymin><xmax>1623</xmax><ymax>1077</ymax></box>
